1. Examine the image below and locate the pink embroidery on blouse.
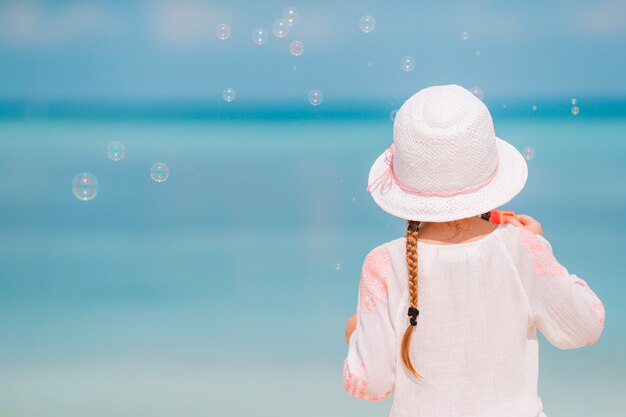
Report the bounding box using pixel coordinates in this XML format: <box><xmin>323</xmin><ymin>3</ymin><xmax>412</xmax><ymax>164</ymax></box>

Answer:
<box><xmin>573</xmin><ymin>277</ymin><xmax>589</xmax><ymax>288</ymax></box>
<box><xmin>583</xmin><ymin>299</ymin><xmax>605</xmax><ymax>346</ymax></box>
<box><xmin>343</xmin><ymin>358</ymin><xmax>364</xmax><ymax>397</ymax></box>
<box><xmin>519</xmin><ymin>228</ymin><xmax>568</xmax><ymax>277</ymax></box>
<box><xmin>343</xmin><ymin>358</ymin><xmax>393</xmax><ymax>401</ymax></box>
<box><xmin>358</xmin><ymin>247</ymin><xmax>391</xmax><ymax>314</ymax></box>
<box><xmin>596</xmin><ymin>299</ymin><xmax>605</xmax><ymax>327</ymax></box>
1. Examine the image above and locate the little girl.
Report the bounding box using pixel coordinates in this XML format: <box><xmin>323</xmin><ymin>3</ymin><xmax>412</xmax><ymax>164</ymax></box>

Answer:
<box><xmin>342</xmin><ymin>85</ymin><xmax>605</xmax><ymax>417</ymax></box>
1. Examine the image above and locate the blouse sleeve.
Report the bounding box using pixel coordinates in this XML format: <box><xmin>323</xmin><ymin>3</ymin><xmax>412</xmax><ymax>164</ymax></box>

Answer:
<box><xmin>517</xmin><ymin>229</ymin><xmax>605</xmax><ymax>349</ymax></box>
<box><xmin>342</xmin><ymin>245</ymin><xmax>396</xmax><ymax>402</ymax></box>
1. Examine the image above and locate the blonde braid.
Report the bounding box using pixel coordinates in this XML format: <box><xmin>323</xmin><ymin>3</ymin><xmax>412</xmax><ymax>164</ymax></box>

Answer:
<box><xmin>401</xmin><ymin>220</ymin><xmax>423</xmax><ymax>381</ymax></box>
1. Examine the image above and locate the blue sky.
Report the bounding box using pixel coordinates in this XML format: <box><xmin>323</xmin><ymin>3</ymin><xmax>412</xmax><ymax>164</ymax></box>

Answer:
<box><xmin>0</xmin><ymin>0</ymin><xmax>625</xmax><ymax>102</ymax></box>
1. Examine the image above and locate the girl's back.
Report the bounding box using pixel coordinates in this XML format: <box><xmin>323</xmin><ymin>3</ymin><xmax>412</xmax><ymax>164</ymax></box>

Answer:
<box><xmin>343</xmin><ymin>222</ymin><xmax>604</xmax><ymax>417</ymax></box>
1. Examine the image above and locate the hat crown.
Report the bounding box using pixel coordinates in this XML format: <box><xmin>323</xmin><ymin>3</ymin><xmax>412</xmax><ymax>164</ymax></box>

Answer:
<box><xmin>392</xmin><ymin>84</ymin><xmax>498</xmax><ymax>193</ymax></box>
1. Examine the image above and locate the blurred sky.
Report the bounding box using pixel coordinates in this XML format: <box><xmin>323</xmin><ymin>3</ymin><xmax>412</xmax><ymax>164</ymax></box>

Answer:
<box><xmin>0</xmin><ymin>0</ymin><xmax>625</xmax><ymax>103</ymax></box>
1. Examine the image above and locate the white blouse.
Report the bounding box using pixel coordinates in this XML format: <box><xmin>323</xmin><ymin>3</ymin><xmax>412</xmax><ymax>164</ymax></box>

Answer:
<box><xmin>343</xmin><ymin>222</ymin><xmax>605</xmax><ymax>417</ymax></box>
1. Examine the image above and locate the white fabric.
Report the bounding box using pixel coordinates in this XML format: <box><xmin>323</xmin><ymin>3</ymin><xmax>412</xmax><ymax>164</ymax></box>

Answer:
<box><xmin>367</xmin><ymin>84</ymin><xmax>528</xmax><ymax>222</ymax></box>
<box><xmin>343</xmin><ymin>223</ymin><xmax>605</xmax><ymax>417</ymax></box>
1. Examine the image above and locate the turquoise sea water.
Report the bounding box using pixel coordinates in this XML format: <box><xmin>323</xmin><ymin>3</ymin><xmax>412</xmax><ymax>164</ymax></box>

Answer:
<box><xmin>0</xmin><ymin>113</ymin><xmax>624</xmax><ymax>416</ymax></box>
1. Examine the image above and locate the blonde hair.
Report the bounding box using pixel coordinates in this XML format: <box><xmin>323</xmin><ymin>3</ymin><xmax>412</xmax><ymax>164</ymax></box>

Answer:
<box><xmin>400</xmin><ymin>211</ymin><xmax>492</xmax><ymax>380</ymax></box>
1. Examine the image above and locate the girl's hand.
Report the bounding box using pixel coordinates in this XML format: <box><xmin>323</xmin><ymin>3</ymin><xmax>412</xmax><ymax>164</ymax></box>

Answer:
<box><xmin>504</xmin><ymin>213</ymin><xmax>544</xmax><ymax>236</ymax></box>
<box><xmin>345</xmin><ymin>313</ymin><xmax>357</xmax><ymax>344</ymax></box>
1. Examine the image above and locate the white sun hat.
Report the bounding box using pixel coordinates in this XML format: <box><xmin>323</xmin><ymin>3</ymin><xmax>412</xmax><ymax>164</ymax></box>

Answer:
<box><xmin>366</xmin><ymin>84</ymin><xmax>528</xmax><ymax>222</ymax></box>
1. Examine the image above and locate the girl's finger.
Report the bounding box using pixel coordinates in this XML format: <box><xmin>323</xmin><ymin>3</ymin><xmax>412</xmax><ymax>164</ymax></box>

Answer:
<box><xmin>504</xmin><ymin>215</ymin><xmax>523</xmax><ymax>226</ymax></box>
<box><xmin>516</xmin><ymin>214</ymin><xmax>540</xmax><ymax>228</ymax></box>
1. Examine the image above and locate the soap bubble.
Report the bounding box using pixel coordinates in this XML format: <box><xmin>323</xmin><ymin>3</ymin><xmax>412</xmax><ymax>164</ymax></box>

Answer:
<box><xmin>390</xmin><ymin>109</ymin><xmax>398</xmax><ymax>121</ymax></box>
<box><xmin>150</xmin><ymin>162</ymin><xmax>170</xmax><ymax>183</ymax></box>
<box><xmin>532</xmin><ymin>104</ymin><xmax>538</xmax><ymax>111</ymax></box>
<box><xmin>272</xmin><ymin>19</ymin><xmax>289</xmax><ymax>38</ymax></box>
<box><xmin>252</xmin><ymin>28</ymin><xmax>268</xmax><ymax>45</ymax></box>
<box><xmin>461</xmin><ymin>31</ymin><xmax>470</xmax><ymax>41</ymax></box>
<box><xmin>289</xmin><ymin>40</ymin><xmax>304</xmax><ymax>56</ymax></box>
<box><xmin>216</xmin><ymin>23</ymin><xmax>231</xmax><ymax>40</ymax></box>
<box><xmin>401</xmin><ymin>56</ymin><xmax>415</xmax><ymax>72</ymax></box>
<box><xmin>223</xmin><ymin>87</ymin><xmax>236</xmax><ymax>102</ymax></box>
<box><xmin>351</xmin><ymin>196</ymin><xmax>356</xmax><ymax>202</ymax></box>
<box><xmin>106</xmin><ymin>141</ymin><xmax>126</xmax><ymax>161</ymax></box>
<box><xmin>523</xmin><ymin>147</ymin><xmax>535</xmax><ymax>161</ymax></box>
<box><xmin>359</xmin><ymin>15</ymin><xmax>376</xmax><ymax>33</ymax></box>
<box><xmin>308</xmin><ymin>89</ymin><xmax>323</xmax><ymax>106</ymax></box>
<box><xmin>470</xmin><ymin>87</ymin><xmax>484</xmax><ymax>101</ymax></box>
<box><xmin>571</xmin><ymin>105</ymin><xmax>580</xmax><ymax>116</ymax></box>
<box><xmin>283</xmin><ymin>7</ymin><xmax>299</xmax><ymax>26</ymax></box>
<box><xmin>72</xmin><ymin>172</ymin><xmax>99</xmax><ymax>201</ymax></box>
<box><xmin>335</xmin><ymin>263</ymin><xmax>342</xmax><ymax>271</ymax></box>
<box><xmin>571</xmin><ymin>98</ymin><xmax>577</xmax><ymax>105</ymax></box>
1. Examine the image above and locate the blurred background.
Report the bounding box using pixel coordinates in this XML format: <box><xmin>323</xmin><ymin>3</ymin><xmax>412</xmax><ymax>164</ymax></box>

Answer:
<box><xmin>0</xmin><ymin>1</ymin><xmax>624</xmax><ymax>416</ymax></box>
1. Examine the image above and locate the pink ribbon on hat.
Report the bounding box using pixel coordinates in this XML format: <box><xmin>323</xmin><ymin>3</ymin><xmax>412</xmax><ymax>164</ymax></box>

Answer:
<box><xmin>366</xmin><ymin>144</ymin><xmax>500</xmax><ymax>197</ymax></box>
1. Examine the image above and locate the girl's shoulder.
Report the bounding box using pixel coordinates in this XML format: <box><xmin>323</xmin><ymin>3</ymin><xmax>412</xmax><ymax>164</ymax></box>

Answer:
<box><xmin>491</xmin><ymin>223</ymin><xmax>562</xmax><ymax>272</ymax></box>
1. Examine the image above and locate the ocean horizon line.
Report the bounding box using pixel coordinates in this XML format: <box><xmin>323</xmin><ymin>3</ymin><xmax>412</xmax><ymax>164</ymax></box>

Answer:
<box><xmin>1</xmin><ymin>97</ymin><xmax>625</xmax><ymax>121</ymax></box>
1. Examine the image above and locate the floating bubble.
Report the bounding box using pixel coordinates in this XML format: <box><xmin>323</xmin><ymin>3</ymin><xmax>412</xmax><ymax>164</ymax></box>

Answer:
<box><xmin>359</xmin><ymin>15</ymin><xmax>376</xmax><ymax>33</ymax></box>
<box><xmin>252</xmin><ymin>28</ymin><xmax>268</xmax><ymax>45</ymax></box>
<box><xmin>223</xmin><ymin>87</ymin><xmax>236</xmax><ymax>102</ymax></box>
<box><xmin>571</xmin><ymin>105</ymin><xmax>580</xmax><ymax>116</ymax></box>
<box><xmin>532</xmin><ymin>104</ymin><xmax>538</xmax><ymax>111</ymax></box>
<box><xmin>72</xmin><ymin>172</ymin><xmax>99</xmax><ymax>201</ymax></box>
<box><xmin>292</xmin><ymin>65</ymin><xmax>297</xmax><ymax>70</ymax></box>
<box><xmin>272</xmin><ymin>19</ymin><xmax>289</xmax><ymax>38</ymax></box>
<box><xmin>523</xmin><ymin>147</ymin><xmax>535</xmax><ymax>161</ymax></box>
<box><xmin>571</xmin><ymin>98</ymin><xmax>577</xmax><ymax>105</ymax></box>
<box><xmin>401</xmin><ymin>56</ymin><xmax>415</xmax><ymax>72</ymax></box>
<box><xmin>308</xmin><ymin>89</ymin><xmax>323</xmax><ymax>106</ymax></box>
<box><xmin>106</xmin><ymin>141</ymin><xmax>126</xmax><ymax>161</ymax></box>
<box><xmin>475</xmin><ymin>50</ymin><xmax>481</xmax><ymax>57</ymax></box>
<box><xmin>150</xmin><ymin>162</ymin><xmax>170</xmax><ymax>183</ymax></box>
<box><xmin>283</xmin><ymin>7</ymin><xmax>299</xmax><ymax>26</ymax></box>
<box><xmin>289</xmin><ymin>40</ymin><xmax>304</xmax><ymax>56</ymax></box>
<box><xmin>390</xmin><ymin>109</ymin><xmax>399</xmax><ymax>121</ymax></box>
<box><xmin>351</xmin><ymin>196</ymin><xmax>356</xmax><ymax>202</ymax></box>
<box><xmin>216</xmin><ymin>23</ymin><xmax>231</xmax><ymax>40</ymax></box>
<box><xmin>335</xmin><ymin>263</ymin><xmax>342</xmax><ymax>271</ymax></box>
<box><xmin>470</xmin><ymin>87</ymin><xmax>484</xmax><ymax>101</ymax></box>
<box><xmin>502</xmin><ymin>104</ymin><xmax>507</xmax><ymax>109</ymax></box>
<box><xmin>461</xmin><ymin>31</ymin><xmax>470</xmax><ymax>41</ymax></box>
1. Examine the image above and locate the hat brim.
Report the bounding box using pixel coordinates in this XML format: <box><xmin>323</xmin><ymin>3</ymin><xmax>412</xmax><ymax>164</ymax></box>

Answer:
<box><xmin>367</xmin><ymin>137</ymin><xmax>528</xmax><ymax>222</ymax></box>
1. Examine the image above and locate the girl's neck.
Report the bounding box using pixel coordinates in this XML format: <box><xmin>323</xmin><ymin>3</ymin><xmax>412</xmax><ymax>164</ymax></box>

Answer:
<box><xmin>417</xmin><ymin>216</ymin><xmax>496</xmax><ymax>245</ymax></box>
